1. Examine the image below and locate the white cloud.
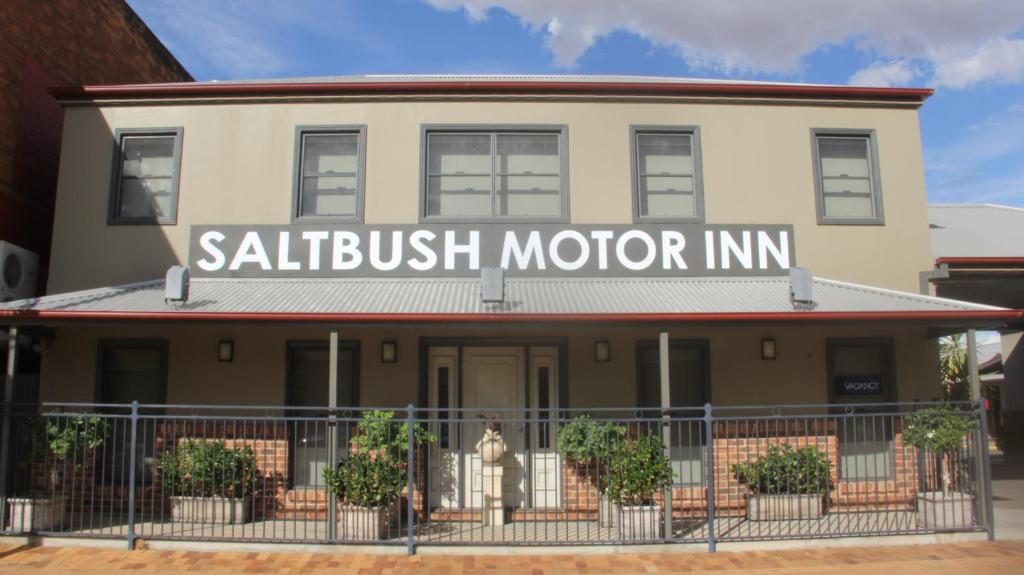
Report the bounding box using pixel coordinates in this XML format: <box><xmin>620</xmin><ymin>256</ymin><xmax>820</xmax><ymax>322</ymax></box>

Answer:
<box><xmin>424</xmin><ymin>0</ymin><xmax>1024</xmax><ymax>89</ymax></box>
<box><xmin>849</xmin><ymin>60</ymin><xmax>917</xmax><ymax>87</ymax></box>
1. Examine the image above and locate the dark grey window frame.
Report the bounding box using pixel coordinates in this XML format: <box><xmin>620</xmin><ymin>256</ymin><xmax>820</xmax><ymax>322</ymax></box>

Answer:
<box><xmin>419</xmin><ymin>124</ymin><xmax>570</xmax><ymax>223</ymax></box>
<box><xmin>634</xmin><ymin>338</ymin><xmax>711</xmax><ymax>408</ymax></box>
<box><xmin>630</xmin><ymin>125</ymin><xmax>705</xmax><ymax>223</ymax></box>
<box><xmin>107</xmin><ymin>128</ymin><xmax>183</xmax><ymax>226</ymax></box>
<box><xmin>811</xmin><ymin>128</ymin><xmax>885</xmax><ymax>225</ymax></box>
<box><xmin>94</xmin><ymin>339</ymin><xmax>169</xmax><ymax>405</ymax></box>
<box><xmin>291</xmin><ymin>125</ymin><xmax>367</xmax><ymax>223</ymax></box>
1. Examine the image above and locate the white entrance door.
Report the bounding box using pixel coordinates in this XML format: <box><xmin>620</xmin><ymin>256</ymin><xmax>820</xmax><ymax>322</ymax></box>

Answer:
<box><xmin>529</xmin><ymin>348</ymin><xmax>561</xmax><ymax>508</ymax></box>
<box><xmin>427</xmin><ymin>345</ymin><xmax>562</xmax><ymax>511</ymax></box>
<box><xmin>462</xmin><ymin>347</ymin><xmax>527</xmax><ymax>509</ymax></box>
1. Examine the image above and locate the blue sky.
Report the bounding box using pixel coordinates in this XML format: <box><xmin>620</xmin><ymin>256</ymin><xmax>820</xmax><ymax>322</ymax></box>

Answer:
<box><xmin>127</xmin><ymin>0</ymin><xmax>1024</xmax><ymax>207</ymax></box>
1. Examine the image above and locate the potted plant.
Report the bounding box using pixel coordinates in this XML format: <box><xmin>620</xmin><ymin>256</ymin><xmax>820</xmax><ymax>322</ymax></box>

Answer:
<box><xmin>9</xmin><ymin>414</ymin><xmax>108</xmax><ymax>533</ymax></box>
<box><xmin>157</xmin><ymin>439</ymin><xmax>257</xmax><ymax>525</ymax></box>
<box><xmin>557</xmin><ymin>415</ymin><xmax>626</xmax><ymax>527</ymax></box>
<box><xmin>324</xmin><ymin>410</ymin><xmax>435</xmax><ymax>540</ymax></box>
<box><xmin>606</xmin><ymin>433</ymin><xmax>673</xmax><ymax>540</ymax></box>
<box><xmin>732</xmin><ymin>443</ymin><xmax>831</xmax><ymax>521</ymax></box>
<box><xmin>903</xmin><ymin>404</ymin><xmax>978</xmax><ymax>530</ymax></box>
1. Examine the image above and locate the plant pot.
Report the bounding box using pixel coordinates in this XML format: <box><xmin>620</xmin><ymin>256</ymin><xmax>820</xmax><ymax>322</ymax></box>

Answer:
<box><xmin>599</xmin><ymin>493</ymin><xmax>618</xmax><ymax>528</ymax></box>
<box><xmin>746</xmin><ymin>494</ymin><xmax>824</xmax><ymax>521</ymax></box>
<box><xmin>7</xmin><ymin>496</ymin><xmax>64</xmax><ymax>533</ymax></box>
<box><xmin>170</xmin><ymin>496</ymin><xmax>251</xmax><ymax>525</ymax></box>
<box><xmin>338</xmin><ymin>505</ymin><xmax>389</xmax><ymax>540</ymax></box>
<box><xmin>616</xmin><ymin>504</ymin><xmax>662</xmax><ymax>541</ymax></box>
<box><xmin>916</xmin><ymin>491</ymin><xmax>974</xmax><ymax>530</ymax></box>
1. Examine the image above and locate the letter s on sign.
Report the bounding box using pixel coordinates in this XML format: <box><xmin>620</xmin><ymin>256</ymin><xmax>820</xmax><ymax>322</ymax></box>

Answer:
<box><xmin>196</xmin><ymin>231</ymin><xmax>227</xmax><ymax>271</ymax></box>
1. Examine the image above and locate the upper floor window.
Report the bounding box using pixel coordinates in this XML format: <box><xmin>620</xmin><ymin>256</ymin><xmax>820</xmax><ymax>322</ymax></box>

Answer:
<box><xmin>812</xmin><ymin>129</ymin><xmax>884</xmax><ymax>225</ymax></box>
<box><xmin>294</xmin><ymin>126</ymin><xmax>365</xmax><ymax>221</ymax></box>
<box><xmin>632</xmin><ymin>127</ymin><xmax>704</xmax><ymax>222</ymax></box>
<box><xmin>109</xmin><ymin>128</ymin><xmax>182</xmax><ymax>225</ymax></box>
<box><xmin>423</xmin><ymin>126</ymin><xmax>567</xmax><ymax>221</ymax></box>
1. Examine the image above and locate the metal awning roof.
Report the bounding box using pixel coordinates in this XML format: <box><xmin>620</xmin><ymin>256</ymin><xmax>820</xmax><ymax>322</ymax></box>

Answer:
<box><xmin>0</xmin><ymin>276</ymin><xmax>1017</xmax><ymax>326</ymax></box>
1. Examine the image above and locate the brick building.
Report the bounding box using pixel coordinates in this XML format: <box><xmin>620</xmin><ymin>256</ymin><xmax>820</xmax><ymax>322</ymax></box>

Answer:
<box><xmin>0</xmin><ymin>0</ymin><xmax>191</xmax><ymax>293</ymax></box>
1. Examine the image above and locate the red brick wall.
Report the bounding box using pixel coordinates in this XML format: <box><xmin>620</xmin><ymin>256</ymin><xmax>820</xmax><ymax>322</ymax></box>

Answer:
<box><xmin>0</xmin><ymin>0</ymin><xmax>190</xmax><ymax>290</ymax></box>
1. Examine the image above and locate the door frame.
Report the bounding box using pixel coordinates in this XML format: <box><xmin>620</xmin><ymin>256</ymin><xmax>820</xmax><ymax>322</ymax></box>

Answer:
<box><xmin>419</xmin><ymin>337</ymin><xmax>568</xmax><ymax>509</ymax></box>
<box><xmin>284</xmin><ymin>339</ymin><xmax>361</xmax><ymax>488</ymax></box>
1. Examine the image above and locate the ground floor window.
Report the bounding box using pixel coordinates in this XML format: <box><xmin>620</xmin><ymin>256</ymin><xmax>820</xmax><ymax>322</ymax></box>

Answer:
<box><xmin>827</xmin><ymin>339</ymin><xmax>896</xmax><ymax>481</ymax></box>
<box><xmin>637</xmin><ymin>340</ymin><xmax>709</xmax><ymax>486</ymax></box>
<box><xmin>96</xmin><ymin>340</ymin><xmax>168</xmax><ymax>483</ymax></box>
<box><xmin>285</xmin><ymin>341</ymin><xmax>359</xmax><ymax>487</ymax></box>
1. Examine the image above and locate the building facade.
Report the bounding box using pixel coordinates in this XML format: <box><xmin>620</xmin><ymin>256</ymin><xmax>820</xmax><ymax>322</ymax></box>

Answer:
<box><xmin>0</xmin><ymin>76</ymin><xmax>1017</xmax><ymax>547</ymax></box>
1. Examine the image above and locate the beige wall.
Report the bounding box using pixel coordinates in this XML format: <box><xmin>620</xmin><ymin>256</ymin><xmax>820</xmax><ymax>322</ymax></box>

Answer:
<box><xmin>39</xmin><ymin>324</ymin><xmax>941</xmax><ymax>408</ymax></box>
<box><xmin>49</xmin><ymin>99</ymin><xmax>931</xmax><ymax>294</ymax></box>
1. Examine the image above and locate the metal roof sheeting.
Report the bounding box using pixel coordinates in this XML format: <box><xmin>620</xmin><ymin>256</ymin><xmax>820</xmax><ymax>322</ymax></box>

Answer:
<box><xmin>929</xmin><ymin>204</ymin><xmax>1024</xmax><ymax>259</ymax></box>
<box><xmin>0</xmin><ymin>276</ymin><xmax>1005</xmax><ymax>319</ymax></box>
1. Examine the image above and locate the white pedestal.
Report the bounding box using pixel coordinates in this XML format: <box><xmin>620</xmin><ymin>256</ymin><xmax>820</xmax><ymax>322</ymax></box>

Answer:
<box><xmin>481</xmin><ymin>462</ymin><xmax>505</xmax><ymax>526</ymax></box>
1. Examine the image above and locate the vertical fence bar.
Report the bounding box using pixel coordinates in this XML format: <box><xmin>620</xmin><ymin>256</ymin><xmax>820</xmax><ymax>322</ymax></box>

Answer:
<box><xmin>703</xmin><ymin>403</ymin><xmax>715</xmax><ymax>553</ymax></box>
<box><xmin>406</xmin><ymin>404</ymin><xmax>415</xmax><ymax>555</ymax></box>
<box><xmin>976</xmin><ymin>399</ymin><xmax>995</xmax><ymax>540</ymax></box>
<box><xmin>126</xmin><ymin>401</ymin><xmax>139</xmax><ymax>549</ymax></box>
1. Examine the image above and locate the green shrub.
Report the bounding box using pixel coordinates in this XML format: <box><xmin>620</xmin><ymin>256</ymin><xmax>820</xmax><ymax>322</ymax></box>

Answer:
<box><xmin>903</xmin><ymin>405</ymin><xmax>977</xmax><ymax>453</ymax></box>
<box><xmin>606</xmin><ymin>434</ymin><xmax>674</xmax><ymax>506</ymax></box>
<box><xmin>324</xmin><ymin>410</ymin><xmax>436</xmax><ymax>508</ymax></box>
<box><xmin>903</xmin><ymin>404</ymin><xmax>978</xmax><ymax>495</ymax></box>
<box><xmin>29</xmin><ymin>414</ymin><xmax>109</xmax><ymax>463</ymax></box>
<box><xmin>157</xmin><ymin>439</ymin><xmax>257</xmax><ymax>498</ymax></box>
<box><xmin>349</xmin><ymin>410</ymin><xmax>436</xmax><ymax>457</ymax></box>
<box><xmin>732</xmin><ymin>444</ymin><xmax>831</xmax><ymax>495</ymax></box>
<box><xmin>323</xmin><ymin>451</ymin><xmax>405</xmax><ymax>508</ymax></box>
<box><xmin>556</xmin><ymin>415</ymin><xmax>626</xmax><ymax>462</ymax></box>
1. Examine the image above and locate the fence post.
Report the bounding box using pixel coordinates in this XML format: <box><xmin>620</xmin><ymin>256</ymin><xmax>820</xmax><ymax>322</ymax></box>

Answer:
<box><xmin>126</xmin><ymin>400</ymin><xmax>139</xmax><ymax>550</ymax></box>
<box><xmin>406</xmin><ymin>404</ymin><xmax>415</xmax><ymax>556</ymax></box>
<box><xmin>976</xmin><ymin>399</ymin><xmax>995</xmax><ymax>541</ymax></box>
<box><xmin>704</xmin><ymin>403</ymin><xmax>716</xmax><ymax>553</ymax></box>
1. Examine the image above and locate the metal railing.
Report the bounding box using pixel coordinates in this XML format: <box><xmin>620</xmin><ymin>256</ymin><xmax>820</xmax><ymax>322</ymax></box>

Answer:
<box><xmin>0</xmin><ymin>400</ymin><xmax>993</xmax><ymax>553</ymax></box>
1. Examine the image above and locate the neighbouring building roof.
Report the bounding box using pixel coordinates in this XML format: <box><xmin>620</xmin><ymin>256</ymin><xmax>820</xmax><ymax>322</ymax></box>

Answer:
<box><xmin>50</xmin><ymin>74</ymin><xmax>933</xmax><ymax>104</ymax></box>
<box><xmin>929</xmin><ymin>204</ymin><xmax>1024</xmax><ymax>260</ymax></box>
<box><xmin>0</xmin><ymin>276</ymin><xmax>1015</xmax><ymax>325</ymax></box>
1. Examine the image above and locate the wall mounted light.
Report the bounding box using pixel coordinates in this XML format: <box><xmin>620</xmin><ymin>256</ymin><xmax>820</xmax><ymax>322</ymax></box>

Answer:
<box><xmin>594</xmin><ymin>340</ymin><xmax>610</xmax><ymax>362</ymax></box>
<box><xmin>218</xmin><ymin>339</ymin><xmax>234</xmax><ymax>362</ymax></box>
<box><xmin>761</xmin><ymin>338</ymin><xmax>777</xmax><ymax>360</ymax></box>
<box><xmin>381</xmin><ymin>340</ymin><xmax>397</xmax><ymax>364</ymax></box>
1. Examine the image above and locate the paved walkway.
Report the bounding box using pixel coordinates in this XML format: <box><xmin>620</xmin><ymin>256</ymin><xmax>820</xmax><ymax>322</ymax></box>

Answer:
<box><xmin>0</xmin><ymin>541</ymin><xmax>1021</xmax><ymax>574</ymax></box>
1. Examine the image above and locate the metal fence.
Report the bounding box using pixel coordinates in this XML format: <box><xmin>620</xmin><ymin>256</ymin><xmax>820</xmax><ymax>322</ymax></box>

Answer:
<box><xmin>0</xmin><ymin>400</ymin><xmax>993</xmax><ymax>553</ymax></box>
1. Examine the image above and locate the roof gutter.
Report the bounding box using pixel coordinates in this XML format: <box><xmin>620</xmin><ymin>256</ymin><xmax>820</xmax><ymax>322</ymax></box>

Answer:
<box><xmin>49</xmin><ymin>80</ymin><xmax>934</xmax><ymax>104</ymax></box>
<box><xmin>935</xmin><ymin>257</ymin><xmax>1024</xmax><ymax>266</ymax></box>
<box><xmin>0</xmin><ymin>309</ymin><xmax>1017</xmax><ymax>324</ymax></box>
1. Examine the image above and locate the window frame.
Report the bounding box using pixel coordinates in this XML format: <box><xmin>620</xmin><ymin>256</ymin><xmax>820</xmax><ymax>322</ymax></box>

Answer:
<box><xmin>419</xmin><ymin>124</ymin><xmax>570</xmax><ymax>223</ymax></box>
<box><xmin>108</xmin><ymin>127</ymin><xmax>184</xmax><ymax>226</ymax></box>
<box><xmin>811</xmin><ymin>128</ymin><xmax>885</xmax><ymax>225</ymax></box>
<box><xmin>94</xmin><ymin>339</ymin><xmax>169</xmax><ymax>404</ymax></box>
<box><xmin>634</xmin><ymin>338</ymin><xmax>712</xmax><ymax>408</ymax></box>
<box><xmin>630</xmin><ymin>125</ymin><xmax>705</xmax><ymax>223</ymax></box>
<box><xmin>825</xmin><ymin>337</ymin><xmax>896</xmax><ymax>404</ymax></box>
<box><xmin>291</xmin><ymin>125</ymin><xmax>367</xmax><ymax>223</ymax></box>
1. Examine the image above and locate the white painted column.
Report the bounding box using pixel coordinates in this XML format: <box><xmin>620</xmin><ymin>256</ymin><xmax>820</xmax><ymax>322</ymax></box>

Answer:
<box><xmin>659</xmin><ymin>331</ymin><xmax>672</xmax><ymax>537</ymax></box>
<box><xmin>967</xmin><ymin>329</ymin><xmax>981</xmax><ymax>401</ymax></box>
<box><xmin>327</xmin><ymin>329</ymin><xmax>339</xmax><ymax>539</ymax></box>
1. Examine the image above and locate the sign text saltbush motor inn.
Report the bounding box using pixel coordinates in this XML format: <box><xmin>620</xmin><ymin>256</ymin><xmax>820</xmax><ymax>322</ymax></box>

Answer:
<box><xmin>190</xmin><ymin>224</ymin><xmax>795</xmax><ymax>278</ymax></box>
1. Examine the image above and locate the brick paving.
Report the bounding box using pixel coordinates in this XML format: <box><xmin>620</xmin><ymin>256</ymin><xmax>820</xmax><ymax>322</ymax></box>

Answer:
<box><xmin>0</xmin><ymin>540</ymin><xmax>1021</xmax><ymax>574</ymax></box>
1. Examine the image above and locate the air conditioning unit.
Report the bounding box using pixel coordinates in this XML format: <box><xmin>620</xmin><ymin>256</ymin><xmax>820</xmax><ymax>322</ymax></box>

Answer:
<box><xmin>0</xmin><ymin>242</ymin><xmax>39</xmax><ymax>302</ymax></box>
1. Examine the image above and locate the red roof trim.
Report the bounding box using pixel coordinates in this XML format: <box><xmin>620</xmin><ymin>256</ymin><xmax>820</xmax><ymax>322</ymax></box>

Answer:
<box><xmin>50</xmin><ymin>80</ymin><xmax>934</xmax><ymax>103</ymax></box>
<box><xmin>936</xmin><ymin>257</ymin><xmax>1024</xmax><ymax>266</ymax></box>
<box><xmin>0</xmin><ymin>309</ymin><xmax>1015</xmax><ymax>323</ymax></box>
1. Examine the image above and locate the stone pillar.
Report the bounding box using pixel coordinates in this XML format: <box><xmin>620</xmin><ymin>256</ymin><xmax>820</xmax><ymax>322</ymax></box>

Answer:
<box><xmin>999</xmin><ymin>331</ymin><xmax>1024</xmax><ymax>457</ymax></box>
<box><xmin>481</xmin><ymin>462</ymin><xmax>505</xmax><ymax>526</ymax></box>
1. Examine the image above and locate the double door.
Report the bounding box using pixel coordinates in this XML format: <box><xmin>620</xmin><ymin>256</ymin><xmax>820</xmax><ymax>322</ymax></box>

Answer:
<box><xmin>428</xmin><ymin>346</ymin><xmax>560</xmax><ymax>510</ymax></box>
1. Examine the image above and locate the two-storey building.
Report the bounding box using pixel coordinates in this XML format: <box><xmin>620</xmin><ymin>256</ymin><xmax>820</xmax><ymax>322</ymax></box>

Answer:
<box><xmin>0</xmin><ymin>76</ymin><xmax>1018</xmax><ymax>548</ymax></box>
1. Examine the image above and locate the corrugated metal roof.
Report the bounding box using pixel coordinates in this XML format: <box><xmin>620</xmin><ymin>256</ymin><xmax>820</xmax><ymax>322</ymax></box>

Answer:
<box><xmin>929</xmin><ymin>204</ymin><xmax>1024</xmax><ymax>258</ymax></box>
<box><xmin>0</xmin><ymin>276</ymin><xmax>1004</xmax><ymax>319</ymax></box>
